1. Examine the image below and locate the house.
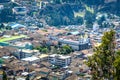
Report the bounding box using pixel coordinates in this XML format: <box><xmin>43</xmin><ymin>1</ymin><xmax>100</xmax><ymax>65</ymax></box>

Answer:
<box><xmin>8</xmin><ymin>23</ymin><xmax>26</xmax><ymax>30</ymax></box>
<box><xmin>48</xmin><ymin>54</ymin><xmax>72</xmax><ymax>67</ymax></box>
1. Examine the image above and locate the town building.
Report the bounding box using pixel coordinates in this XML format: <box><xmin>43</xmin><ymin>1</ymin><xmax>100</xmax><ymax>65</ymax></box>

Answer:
<box><xmin>8</xmin><ymin>23</ymin><xmax>26</xmax><ymax>30</ymax></box>
<box><xmin>22</xmin><ymin>56</ymin><xmax>40</xmax><ymax>64</ymax></box>
<box><xmin>14</xmin><ymin>49</ymin><xmax>39</xmax><ymax>59</ymax></box>
<box><xmin>39</xmin><ymin>54</ymin><xmax>48</xmax><ymax>61</ymax></box>
<box><xmin>58</xmin><ymin>34</ymin><xmax>90</xmax><ymax>51</ymax></box>
<box><xmin>48</xmin><ymin>54</ymin><xmax>72</xmax><ymax>67</ymax></box>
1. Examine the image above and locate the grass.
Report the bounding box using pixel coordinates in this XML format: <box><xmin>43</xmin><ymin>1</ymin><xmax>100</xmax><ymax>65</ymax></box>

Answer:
<box><xmin>85</xmin><ymin>5</ymin><xmax>94</xmax><ymax>14</ymax></box>
<box><xmin>0</xmin><ymin>35</ymin><xmax>27</xmax><ymax>42</ymax></box>
<box><xmin>74</xmin><ymin>11</ymin><xmax>85</xmax><ymax>18</ymax></box>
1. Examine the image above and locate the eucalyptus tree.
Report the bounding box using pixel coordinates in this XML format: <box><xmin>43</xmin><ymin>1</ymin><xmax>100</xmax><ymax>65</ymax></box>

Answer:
<box><xmin>114</xmin><ymin>51</ymin><xmax>120</xmax><ymax>80</ymax></box>
<box><xmin>86</xmin><ymin>30</ymin><xmax>116</xmax><ymax>80</ymax></box>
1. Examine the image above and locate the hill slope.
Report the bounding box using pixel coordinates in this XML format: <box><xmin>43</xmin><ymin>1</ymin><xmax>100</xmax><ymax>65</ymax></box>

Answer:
<box><xmin>39</xmin><ymin>0</ymin><xmax>120</xmax><ymax>26</ymax></box>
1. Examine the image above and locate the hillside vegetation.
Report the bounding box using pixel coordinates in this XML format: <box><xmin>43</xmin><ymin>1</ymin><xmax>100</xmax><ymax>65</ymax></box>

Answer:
<box><xmin>39</xmin><ymin>0</ymin><xmax>120</xmax><ymax>26</ymax></box>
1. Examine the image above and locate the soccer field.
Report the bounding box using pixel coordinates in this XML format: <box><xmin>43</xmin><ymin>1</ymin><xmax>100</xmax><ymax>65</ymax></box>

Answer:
<box><xmin>0</xmin><ymin>35</ymin><xmax>27</xmax><ymax>42</ymax></box>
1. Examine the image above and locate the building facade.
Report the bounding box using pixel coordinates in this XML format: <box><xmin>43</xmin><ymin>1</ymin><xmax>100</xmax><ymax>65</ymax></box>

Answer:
<box><xmin>48</xmin><ymin>54</ymin><xmax>72</xmax><ymax>67</ymax></box>
<box><xmin>58</xmin><ymin>35</ymin><xmax>90</xmax><ymax>51</ymax></box>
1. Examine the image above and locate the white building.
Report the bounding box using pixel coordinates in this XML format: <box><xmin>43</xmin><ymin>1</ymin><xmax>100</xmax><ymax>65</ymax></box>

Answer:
<box><xmin>58</xmin><ymin>34</ymin><xmax>90</xmax><ymax>51</ymax></box>
<box><xmin>48</xmin><ymin>54</ymin><xmax>72</xmax><ymax>67</ymax></box>
<box><xmin>14</xmin><ymin>49</ymin><xmax>39</xmax><ymax>59</ymax></box>
<box><xmin>22</xmin><ymin>56</ymin><xmax>40</xmax><ymax>64</ymax></box>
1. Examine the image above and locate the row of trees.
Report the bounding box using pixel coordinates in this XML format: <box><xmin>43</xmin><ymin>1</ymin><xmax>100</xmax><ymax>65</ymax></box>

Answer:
<box><xmin>34</xmin><ymin>45</ymin><xmax>49</xmax><ymax>54</ymax></box>
<box><xmin>86</xmin><ymin>30</ymin><xmax>120</xmax><ymax>80</ymax></box>
<box><xmin>34</xmin><ymin>44</ymin><xmax>73</xmax><ymax>55</ymax></box>
<box><xmin>57</xmin><ymin>45</ymin><xmax>73</xmax><ymax>55</ymax></box>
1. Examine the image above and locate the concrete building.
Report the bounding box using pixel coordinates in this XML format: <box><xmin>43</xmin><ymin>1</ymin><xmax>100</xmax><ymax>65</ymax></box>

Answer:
<box><xmin>22</xmin><ymin>56</ymin><xmax>40</xmax><ymax>64</ymax></box>
<box><xmin>48</xmin><ymin>54</ymin><xmax>72</xmax><ymax>67</ymax></box>
<box><xmin>39</xmin><ymin>54</ymin><xmax>49</xmax><ymax>61</ymax></box>
<box><xmin>14</xmin><ymin>49</ymin><xmax>39</xmax><ymax>59</ymax></box>
<box><xmin>58</xmin><ymin>34</ymin><xmax>90</xmax><ymax>51</ymax></box>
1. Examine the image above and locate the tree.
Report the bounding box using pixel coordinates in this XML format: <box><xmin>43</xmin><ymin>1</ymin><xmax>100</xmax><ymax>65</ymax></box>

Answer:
<box><xmin>3</xmin><ymin>71</ymin><xmax>7</xmax><ymax>80</ymax></box>
<box><xmin>26</xmin><ymin>75</ymin><xmax>30</xmax><ymax>80</ymax></box>
<box><xmin>58</xmin><ymin>45</ymin><xmax>73</xmax><ymax>55</ymax></box>
<box><xmin>62</xmin><ymin>45</ymin><xmax>72</xmax><ymax>53</ymax></box>
<box><xmin>34</xmin><ymin>46</ymin><xmax>42</xmax><ymax>52</ymax></box>
<box><xmin>113</xmin><ymin>51</ymin><xmax>120</xmax><ymax>80</ymax></box>
<box><xmin>86</xmin><ymin>30</ymin><xmax>116</xmax><ymax>80</ymax></box>
<box><xmin>41</xmin><ymin>48</ymin><xmax>49</xmax><ymax>53</ymax></box>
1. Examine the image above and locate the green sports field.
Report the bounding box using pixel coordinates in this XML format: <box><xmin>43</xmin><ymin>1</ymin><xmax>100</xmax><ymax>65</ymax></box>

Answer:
<box><xmin>0</xmin><ymin>35</ymin><xmax>27</xmax><ymax>42</ymax></box>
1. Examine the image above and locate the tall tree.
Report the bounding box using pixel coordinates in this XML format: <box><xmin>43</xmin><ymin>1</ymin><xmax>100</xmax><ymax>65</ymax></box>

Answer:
<box><xmin>86</xmin><ymin>30</ymin><xmax>116</xmax><ymax>80</ymax></box>
<box><xmin>3</xmin><ymin>71</ymin><xmax>7</xmax><ymax>80</ymax></box>
<box><xmin>113</xmin><ymin>51</ymin><xmax>120</xmax><ymax>80</ymax></box>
